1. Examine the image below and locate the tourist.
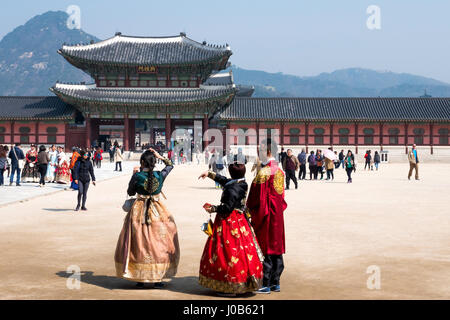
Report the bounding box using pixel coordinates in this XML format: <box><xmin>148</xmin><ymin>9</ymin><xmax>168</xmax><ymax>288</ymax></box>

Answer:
<box><xmin>69</xmin><ymin>147</ymin><xmax>81</xmax><ymax>190</ymax></box>
<box><xmin>94</xmin><ymin>147</ymin><xmax>103</xmax><ymax>169</ymax></box>
<box><xmin>8</xmin><ymin>143</ymin><xmax>25</xmax><ymax>186</ymax></box>
<box><xmin>114</xmin><ymin>145</ymin><xmax>123</xmax><ymax>172</ymax></box>
<box><xmin>247</xmin><ymin>139</ymin><xmax>287</xmax><ymax>294</ymax></box>
<box><xmin>22</xmin><ymin>144</ymin><xmax>39</xmax><ymax>183</ymax></box>
<box><xmin>408</xmin><ymin>144</ymin><xmax>419</xmax><ymax>180</ymax></box>
<box><xmin>282</xmin><ymin>149</ymin><xmax>299</xmax><ymax>189</ymax></box>
<box><xmin>55</xmin><ymin>146</ymin><xmax>70</xmax><ymax>184</ymax></box>
<box><xmin>338</xmin><ymin>149</ymin><xmax>345</xmax><ymax>168</ymax></box>
<box><xmin>344</xmin><ymin>150</ymin><xmax>356</xmax><ymax>183</ymax></box>
<box><xmin>46</xmin><ymin>145</ymin><xmax>58</xmax><ymax>183</ymax></box>
<box><xmin>72</xmin><ymin>149</ymin><xmax>96</xmax><ymax>211</ymax></box>
<box><xmin>114</xmin><ymin>149</ymin><xmax>179</xmax><ymax>289</ymax></box>
<box><xmin>204</xmin><ymin>149</ymin><xmax>210</xmax><ymax>165</ymax></box>
<box><xmin>197</xmin><ymin>163</ymin><xmax>263</xmax><ymax>296</ymax></box>
<box><xmin>297</xmin><ymin>149</ymin><xmax>307</xmax><ymax>180</ymax></box>
<box><xmin>325</xmin><ymin>148</ymin><xmax>335</xmax><ymax>181</ymax></box>
<box><xmin>364</xmin><ymin>150</ymin><xmax>372</xmax><ymax>170</ymax></box>
<box><xmin>315</xmin><ymin>149</ymin><xmax>324</xmax><ymax>180</ymax></box>
<box><xmin>235</xmin><ymin>147</ymin><xmax>247</xmax><ymax>165</ymax></box>
<box><xmin>374</xmin><ymin>151</ymin><xmax>381</xmax><ymax>170</ymax></box>
<box><xmin>37</xmin><ymin>145</ymin><xmax>50</xmax><ymax>187</ymax></box>
<box><xmin>4</xmin><ymin>146</ymin><xmax>10</xmax><ymax>178</ymax></box>
<box><xmin>334</xmin><ymin>151</ymin><xmax>340</xmax><ymax>169</ymax></box>
<box><xmin>0</xmin><ymin>146</ymin><xmax>7</xmax><ymax>186</ymax></box>
<box><xmin>109</xmin><ymin>145</ymin><xmax>114</xmax><ymax>163</ymax></box>
<box><xmin>307</xmin><ymin>150</ymin><xmax>316</xmax><ymax>180</ymax></box>
<box><xmin>279</xmin><ymin>147</ymin><xmax>287</xmax><ymax>164</ymax></box>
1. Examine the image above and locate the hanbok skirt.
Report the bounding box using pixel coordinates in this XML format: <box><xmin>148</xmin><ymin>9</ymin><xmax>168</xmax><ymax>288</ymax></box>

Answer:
<box><xmin>22</xmin><ymin>163</ymin><xmax>38</xmax><ymax>182</ymax></box>
<box><xmin>46</xmin><ymin>163</ymin><xmax>57</xmax><ymax>182</ymax></box>
<box><xmin>55</xmin><ymin>162</ymin><xmax>71</xmax><ymax>184</ymax></box>
<box><xmin>199</xmin><ymin>210</ymin><xmax>264</xmax><ymax>294</ymax></box>
<box><xmin>114</xmin><ymin>194</ymin><xmax>180</xmax><ymax>283</ymax></box>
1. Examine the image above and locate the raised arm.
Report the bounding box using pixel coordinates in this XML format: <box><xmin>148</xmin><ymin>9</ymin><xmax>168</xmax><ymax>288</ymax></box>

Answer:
<box><xmin>207</xmin><ymin>171</ymin><xmax>231</xmax><ymax>187</ymax></box>
<box><xmin>160</xmin><ymin>158</ymin><xmax>174</xmax><ymax>181</ymax></box>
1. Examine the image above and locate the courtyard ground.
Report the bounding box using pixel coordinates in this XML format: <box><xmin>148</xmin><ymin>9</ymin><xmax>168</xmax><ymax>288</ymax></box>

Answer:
<box><xmin>0</xmin><ymin>162</ymin><xmax>449</xmax><ymax>299</ymax></box>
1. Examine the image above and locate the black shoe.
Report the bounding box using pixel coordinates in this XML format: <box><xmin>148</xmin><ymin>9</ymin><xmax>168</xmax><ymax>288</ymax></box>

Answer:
<box><xmin>81</xmin><ymin>207</ymin><xmax>87</xmax><ymax>211</ymax></box>
<box><xmin>75</xmin><ymin>205</ymin><xmax>80</xmax><ymax>211</ymax></box>
<box><xmin>154</xmin><ymin>282</ymin><xmax>164</xmax><ymax>289</ymax></box>
<box><xmin>136</xmin><ymin>282</ymin><xmax>145</xmax><ymax>289</ymax></box>
<box><xmin>16</xmin><ymin>183</ymin><xmax>21</xmax><ymax>186</ymax></box>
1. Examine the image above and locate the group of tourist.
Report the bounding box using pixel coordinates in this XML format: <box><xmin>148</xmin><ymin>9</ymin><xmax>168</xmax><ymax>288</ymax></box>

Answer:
<box><xmin>0</xmin><ymin>143</ymin><xmax>71</xmax><ymax>187</ymax></box>
<box><xmin>114</xmin><ymin>140</ymin><xmax>286</xmax><ymax>296</ymax></box>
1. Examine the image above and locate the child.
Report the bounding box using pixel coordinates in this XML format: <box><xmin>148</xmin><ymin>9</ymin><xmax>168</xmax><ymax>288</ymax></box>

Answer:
<box><xmin>198</xmin><ymin>162</ymin><xmax>263</xmax><ymax>296</ymax></box>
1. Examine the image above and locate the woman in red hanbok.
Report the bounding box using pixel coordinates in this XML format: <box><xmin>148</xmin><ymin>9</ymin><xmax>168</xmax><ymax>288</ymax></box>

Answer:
<box><xmin>55</xmin><ymin>147</ymin><xmax>71</xmax><ymax>184</ymax></box>
<box><xmin>198</xmin><ymin>163</ymin><xmax>263</xmax><ymax>296</ymax></box>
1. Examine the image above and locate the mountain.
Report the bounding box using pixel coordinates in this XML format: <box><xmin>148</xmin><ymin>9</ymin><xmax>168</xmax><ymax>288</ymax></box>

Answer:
<box><xmin>0</xmin><ymin>11</ymin><xmax>98</xmax><ymax>96</ymax></box>
<box><xmin>231</xmin><ymin>66</ymin><xmax>450</xmax><ymax>97</ymax></box>
<box><xmin>1</xmin><ymin>10</ymin><xmax>449</xmax><ymax>98</ymax></box>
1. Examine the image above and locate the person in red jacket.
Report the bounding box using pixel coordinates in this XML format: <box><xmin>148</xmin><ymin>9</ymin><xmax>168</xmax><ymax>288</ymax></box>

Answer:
<box><xmin>93</xmin><ymin>147</ymin><xmax>103</xmax><ymax>169</ymax></box>
<box><xmin>246</xmin><ymin>139</ymin><xmax>287</xmax><ymax>294</ymax></box>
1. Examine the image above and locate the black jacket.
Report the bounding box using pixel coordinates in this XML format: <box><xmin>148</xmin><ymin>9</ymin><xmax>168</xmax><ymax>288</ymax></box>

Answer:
<box><xmin>212</xmin><ymin>173</ymin><xmax>248</xmax><ymax>216</ymax></box>
<box><xmin>73</xmin><ymin>158</ymin><xmax>96</xmax><ymax>183</ymax></box>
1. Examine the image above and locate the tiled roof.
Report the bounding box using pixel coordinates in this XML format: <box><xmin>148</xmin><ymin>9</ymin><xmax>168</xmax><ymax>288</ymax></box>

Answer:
<box><xmin>0</xmin><ymin>96</ymin><xmax>74</xmax><ymax>120</ymax></box>
<box><xmin>204</xmin><ymin>71</ymin><xmax>233</xmax><ymax>86</ymax></box>
<box><xmin>59</xmin><ymin>33</ymin><xmax>232</xmax><ymax>66</ymax></box>
<box><xmin>219</xmin><ymin>97</ymin><xmax>450</xmax><ymax>122</ymax></box>
<box><xmin>50</xmin><ymin>83</ymin><xmax>236</xmax><ymax>105</ymax></box>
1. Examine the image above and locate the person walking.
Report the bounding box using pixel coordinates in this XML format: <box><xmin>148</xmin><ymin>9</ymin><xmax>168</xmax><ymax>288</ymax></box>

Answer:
<box><xmin>0</xmin><ymin>146</ymin><xmax>7</xmax><ymax>186</ymax></box>
<box><xmin>297</xmin><ymin>149</ymin><xmax>307</xmax><ymax>180</ymax></box>
<box><xmin>307</xmin><ymin>151</ymin><xmax>316</xmax><ymax>180</ymax></box>
<box><xmin>73</xmin><ymin>149</ymin><xmax>96</xmax><ymax>211</ymax></box>
<box><xmin>374</xmin><ymin>151</ymin><xmax>381</xmax><ymax>171</ymax></box>
<box><xmin>114</xmin><ymin>145</ymin><xmax>123</xmax><ymax>172</ymax></box>
<box><xmin>94</xmin><ymin>147</ymin><xmax>103</xmax><ymax>169</ymax></box>
<box><xmin>247</xmin><ymin>139</ymin><xmax>287</xmax><ymax>294</ymax></box>
<box><xmin>315</xmin><ymin>150</ymin><xmax>324</xmax><ymax>180</ymax></box>
<box><xmin>408</xmin><ymin>144</ymin><xmax>419</xmax><ymax>180</ymax></box>
<box><xmin>37</xmin><ymin>145</ymin><xmax>50</xmax><ymax>187</ymax></box>
<box><xmin>109</xmin><ymin>145</ymin><xmax>115</xmax><ymax>163</ymax></box>
<box><xmin>364</xmin><ymin>150</ymin><xmax>372</xmax><ymax>170</ymax></box>
<box><xmin>114</xmin><ymin>149</ymin><xmax>179</xmax><ymax>288</ymax></box>
<box><xmin>325</xmin><ymin>149</ymin><xmax>335</xmax><ymax>181</ymax></box>
<box><xmin>69</xmin><ymin>147</ymin><xmax>81</xmax><ymax>190</ymax></box>
<box><xmin>338</xmin><ymin>150</ymin><xmax>345</xmax><ymax>169</ymax></box>
<box><xmin>282</xmin><ymin>149</ymin><xmax>299</xmax><ymax>189</ymax></box>
<box><xmin>344</xmin><ymin>150</ymin><xmax>356</xmax><ymax>183</ymax></box>
<box><xmin>8</xmin><ymin>143</ymin><xmax>25</xmax><ymax>186</ymax></box>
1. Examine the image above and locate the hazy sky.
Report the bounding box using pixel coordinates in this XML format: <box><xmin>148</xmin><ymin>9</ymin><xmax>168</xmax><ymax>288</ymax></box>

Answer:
<box><xmin>1</xmin><ymin>0</ymin><xmax>449</xmax><ymax>82</ymax></box>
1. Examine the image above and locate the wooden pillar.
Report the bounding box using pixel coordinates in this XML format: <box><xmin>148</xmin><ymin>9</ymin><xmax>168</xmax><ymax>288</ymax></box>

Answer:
<box><xmin>354</xmin><ymin>122</ymin><xmax>359</xmax><ymax>154</ymax></box>
<box><xmin>35</xmin><ymin>121</ymin><xmax>39</xmax><ymax>145</ymax></box>
<box><xmin>256</xmin><ymin>122</ymin><xmax>260</xmax><ymax>145</ymax></box>
<box><xmin>379</xmin><ymin>122</ymin><xmax>384</xmax><ymax>151</ymax></box>
<box><xmin>129</xmin><ymin>119</ymin><xmax>135</xmax><ymax>151</ymax></box>
<box><xmin>404</xmin><ymin>122</ymin><xmax>409</xmax><ymax>154</ymax></box>
<box><xmin>124</xmin><ymin>116</ymin><xmax>129</xmax><ymax>151</ymax></box>
<box><xmin>280</xmin><ymin>122</ymin><xmax>284</xmax><ymax>147</ymax></box>
<box><xmin>430</xmin><ymin>122</ymin><xmax>434</xmax><ymax>155</ymax></box>
<box><xmin>203</xmin><ymin>114</ymin><xmax>209</xmax><ymax>150</ymax></box>
<box><xmin>330</xmin><ymin>122</ymin><xmax>334</xmax><ymax>147</ymax></box>
<box><xmin>85</xmin><ymin>115</ymin><xmax>91</xmax><ymax>149</ymax></box>
<box><xmin>305</xmin><ymin>122</ymin><xmax>309</xmax><ymax>153</ymax></box>
<box><xmin>165</xmin><ymin>114</ymin><xmax>171</xmax><ymax>150</ymax></box>
<box><xmin>11</xmin><ymin>121</ymin><xmax>15</xmax><ymax>145</ymax></box>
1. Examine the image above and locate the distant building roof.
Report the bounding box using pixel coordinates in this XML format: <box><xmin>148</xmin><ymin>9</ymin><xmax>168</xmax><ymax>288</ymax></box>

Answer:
<box><xmin>58</xmin><ymin>33</ymin><xmax>232</xmax><ymax>67</ymax></box>
<box><xmin>50</xmin><ymin>83</ymin><xmax>236</xmax><ymax>105</ymax></box>
<box><xmin>219</xmin><ymin>97</ymin><xmax>450</xmax><ymax>122</ymax></box>
<box><xmin>204</xmin><ymin>71</ymin><xmax>234</xmax><ymax>86</ymax></box>
<box><xmin>235</xmin><ymin>85</ymin><xmax>255</xmax><ymax>97</ymax></box>
<box><xmin>0</xmin><ymin>96</ymin><xmax>74</xmax><ymax>120</ymax></box>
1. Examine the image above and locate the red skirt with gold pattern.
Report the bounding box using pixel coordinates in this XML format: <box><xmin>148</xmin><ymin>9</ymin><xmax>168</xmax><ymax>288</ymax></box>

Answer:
<box><xmin>199</xmin><ymin>210</ymin><xmax>263</xmax><ymax>294</ymax></box>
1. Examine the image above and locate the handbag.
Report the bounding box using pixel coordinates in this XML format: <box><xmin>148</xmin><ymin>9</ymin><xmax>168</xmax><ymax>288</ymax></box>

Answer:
<box><xmin>122</xmin><ymin>195</ymin><xmax>136</xmax><ymax>213</ymax></box>
<box><xmin>12</xmin><ymin>147</ymin><xmax>24</xmax><ymax>169</ymax></box>
<box><xmin>201</xmin><ymin>213</ymin><xmax>213</xmax><ymax>237</ymax></box>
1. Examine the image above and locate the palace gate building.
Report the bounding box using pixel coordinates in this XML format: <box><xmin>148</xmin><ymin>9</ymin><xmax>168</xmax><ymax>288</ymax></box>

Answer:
<box><xmin>0</xmin><ymin>32</ymin><xmax>449</xmax><ymax>161</ymax></box>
